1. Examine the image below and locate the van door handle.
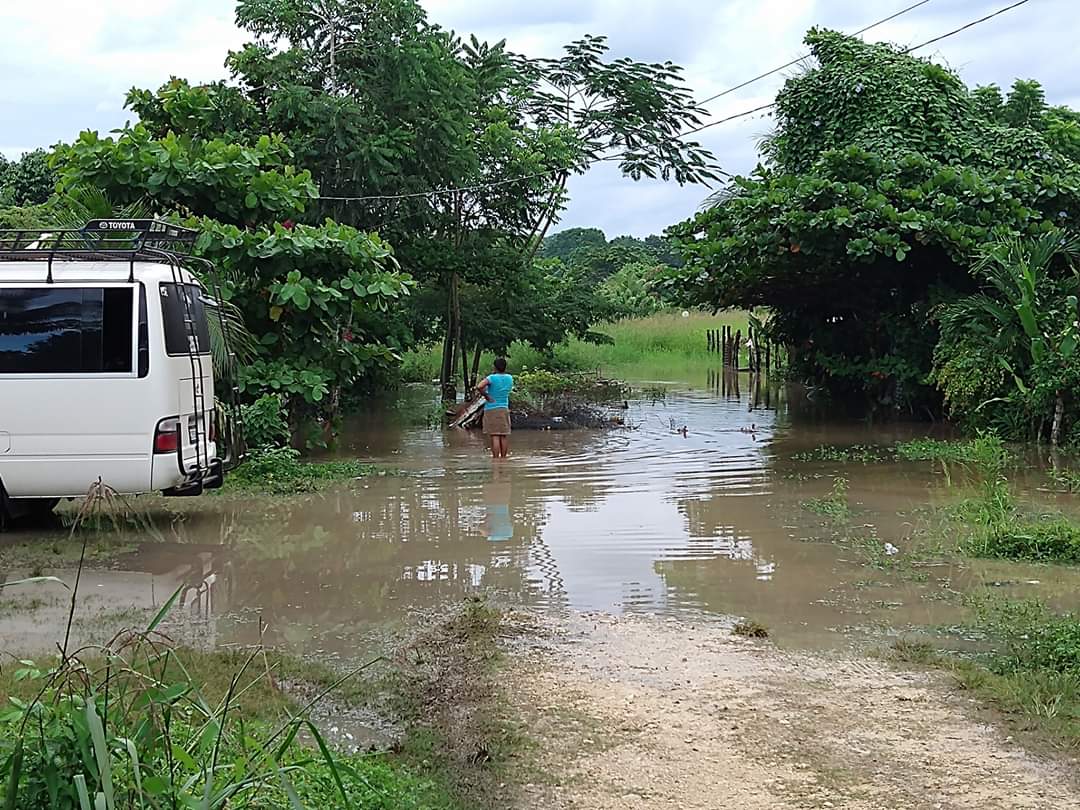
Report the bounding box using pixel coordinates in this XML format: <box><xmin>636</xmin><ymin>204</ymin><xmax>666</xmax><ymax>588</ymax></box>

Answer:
<box><xmin>0</xmin><ymin>432</ymin><xmax>9</xmax><ymax>453</ymax></box>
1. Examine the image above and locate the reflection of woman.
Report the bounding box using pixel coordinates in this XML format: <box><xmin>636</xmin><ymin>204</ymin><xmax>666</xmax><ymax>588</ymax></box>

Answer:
<box><xmin>483</xmin><ymin>467</ymin><xmax>513</xmax><ymax>542</ymax></box>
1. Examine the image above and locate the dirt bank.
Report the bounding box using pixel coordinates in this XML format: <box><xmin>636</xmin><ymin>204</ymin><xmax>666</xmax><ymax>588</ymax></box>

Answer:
<box><xmin>510</xmin><ymin>613</ymin><xmax>1079</xmax><ymax>810</ymax></box>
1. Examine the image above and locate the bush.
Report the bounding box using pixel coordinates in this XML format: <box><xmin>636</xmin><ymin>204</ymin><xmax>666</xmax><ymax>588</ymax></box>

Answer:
<box><xmin>240</xmin><ymin>393</ymin><xmax>291</xmax><ymax>449</ymax></box>
<box><xmin>225</xmin><ymin>447</ymin><xmax>374</xmax><ymax>495</ymax></box>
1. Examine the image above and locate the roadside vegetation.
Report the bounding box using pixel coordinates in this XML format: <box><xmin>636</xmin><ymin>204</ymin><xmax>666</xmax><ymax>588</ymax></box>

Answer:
<box><xmin>794</xmin><ymin>433</ymin><xmax>1079</xmax><ymax>749</ymax></box>
<box><xmin>891</xmin><ymin>596</ymin><xmax>1080</xmax><ymax>751</ymax></box>
<box><xmin>0</xmin><ymin>530</ymin><xmax>520</xmax><ymax>810</ymax></box>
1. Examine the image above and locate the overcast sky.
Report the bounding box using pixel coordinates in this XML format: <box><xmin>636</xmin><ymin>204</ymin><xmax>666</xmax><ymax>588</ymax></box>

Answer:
<box><xmin>2</xmin><ymin>0</ymin><xmax>1076</xmax><ymax>237</ymax></box>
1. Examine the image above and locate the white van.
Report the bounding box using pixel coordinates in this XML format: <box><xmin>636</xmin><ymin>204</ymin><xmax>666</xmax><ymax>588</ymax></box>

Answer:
<box><xmin>0</xmin><ymin>220</ymin><xmax>242</xmax><ymax>525</ymax></box>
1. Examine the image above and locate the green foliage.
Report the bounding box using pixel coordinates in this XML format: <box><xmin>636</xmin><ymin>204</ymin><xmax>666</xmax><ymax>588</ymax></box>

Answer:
<box><xmin>55</xmin><ymin>126</ymin><xmax>317</xmax><ymax>225</ymax></box>
<box><xmin>0</xmin><ymin>641</ymin><xmax>449</xmax><ymax>809</ymax></box>
<box><xmin>241</xmin><ymin>394</ymin><xmax>292</xmax><ymax>449</ymax></box>
<box><xmin>598</xmin><ymin>261</ymin><xmax>664</xmax><ymax>318</ymax></box>
<box><xmin>541</xmin><ymin>227</ymin><xmax>607</xmax><ymax>262</ymax></box>
<box><xmin>932</xmin><ymin>232</ymin><xmax>1080</xmax><ymax>441</ymax></box>
<box><xmin>791</xmin><ymin>444</ymin><xmax>887</xmax><ymax>463</ymax></box>
<box><xmin>894</xmin><ymin>436</ymin><xmax>1013</xmax><ymax>465</ymax></box>
<box><xmin>801</xmin><ymin>476</ymin><xmax>851</xmax><ymax>524</ymax></box>
<box><xmin>972</xmin><ymin>597</ymin><xmax>1080</xmax><ymax>675</ymax></box>
<box><xmin>666</xmin><ymin>30</ymin><xmax>1080</xmax><ymax>414</ymax></box>
<box><xmin>0</xmin><ymin>150</ymin><xmax>56</xmax><ymax>206</ymax></box>
<box><xmin>966</xmin><ymin>519</ymin><xmax>1080</xmax><ymax>564</ymax></box>
<box><xmin>191</xmin><ymin>217</ymin><xmax>412</xmax><ymax>413</ymax></box>
<box><xmin>122</xmin><ymin>3</ymin><xmax>716</xmax><ymax>400</ymax></box>
<box><xmin>224</xmin><ymin>447</ymin><xmax>375</xmax><ymax>495</ymax></box>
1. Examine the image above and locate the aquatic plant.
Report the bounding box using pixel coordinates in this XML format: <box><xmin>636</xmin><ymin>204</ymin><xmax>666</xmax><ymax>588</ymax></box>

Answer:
<box><xmin>801</xmin><ymin>476</ymin><xmax>851</xmax><ymax>524</ymax></box>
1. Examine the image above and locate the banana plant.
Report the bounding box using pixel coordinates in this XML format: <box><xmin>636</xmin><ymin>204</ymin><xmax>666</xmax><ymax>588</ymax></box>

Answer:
<box><xmin>960</xmin><ymin>231</ymin><xmax>1080</xmax><ymax>445</ymax></box>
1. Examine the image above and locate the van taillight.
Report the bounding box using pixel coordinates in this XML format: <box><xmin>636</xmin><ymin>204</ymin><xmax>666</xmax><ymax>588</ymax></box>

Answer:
<box><xmin>154</xmin><ymin>417</ymin><xmax>180</xmax><ymax>454</ymax></box>
<box><xmin>209</xmin><ymin>411</ymin><xmax>217</xmax><ymax>443</ymax></box>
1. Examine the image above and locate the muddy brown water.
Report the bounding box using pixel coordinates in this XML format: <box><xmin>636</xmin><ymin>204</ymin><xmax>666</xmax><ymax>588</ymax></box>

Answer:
<box><xmin>3</xmin><ymin>372</ymin><xmax>1079</xmax><ymax>658</ymax></box>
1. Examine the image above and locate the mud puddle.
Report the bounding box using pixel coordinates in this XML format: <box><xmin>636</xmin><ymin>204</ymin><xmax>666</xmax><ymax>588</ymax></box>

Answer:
<box><xmin>2</xmin><ymin>372</ymin><xmax>1078</xmax><ymax>657</ymax></box>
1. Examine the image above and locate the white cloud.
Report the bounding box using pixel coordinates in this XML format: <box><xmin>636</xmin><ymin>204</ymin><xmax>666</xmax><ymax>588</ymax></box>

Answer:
<box><xmin>2</xmin><ymin>0</ymin><xmax>1076</xmax><ymax>234</ymax></box>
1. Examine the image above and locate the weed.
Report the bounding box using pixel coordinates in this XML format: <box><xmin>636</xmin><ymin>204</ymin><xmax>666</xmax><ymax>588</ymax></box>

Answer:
<box><xmin>888</xmin><ymin>638</ymin><xmax>939</xmax><ymax>665</ymax></box>
<box><xmin>801</xmin><ymin>476</ymin><xmax>851</xmax><ymax>524</ymax></box>
<box><xmin>964</xmin><ymin>518</ymin><xmax>1080</xmax><ymax>564</ymax></box>
<box><xmin>1048</xmin><ymin>467</ymin><xmax>1080</xmax><ymax>493</ymax></box>
<box><xmin>895</xmin><ymin>436</ymin><xmax>1013</xmax><ymax>466</ymax></box>
<box><xmin>792</xmin><ymin>445</ymin><xmax>887</xmax><ymax>463</ymax></box>
<box><xmin>733</xmin><ymin>620</ymin><xmax>770</xmax><ymax>639</ymax></box>
<box><xmin>223</xmin><ymin>447</ymin><xmax>376</xmax><ymax>496</ymax></box>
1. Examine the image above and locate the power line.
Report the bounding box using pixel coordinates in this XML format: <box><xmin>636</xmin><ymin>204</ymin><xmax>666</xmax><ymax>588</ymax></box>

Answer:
<box><xmin>317</xmin><ymin>0</ymin><xmax>1031</xmax><ymax>203</ymax></box>
<box><xmin>680</xmin><ymin>0</ymin><xmax>1032</xmax><ymax>139</ymax></box>
<box><xmin>695</xmin><ymin>0</ymin><xmax>934</xmax><ymax>109</ymax></box>
<box><xmin>903</xmin><ymin>0</ymin><xmax>1029</xmax><ymax>52</ymax></box>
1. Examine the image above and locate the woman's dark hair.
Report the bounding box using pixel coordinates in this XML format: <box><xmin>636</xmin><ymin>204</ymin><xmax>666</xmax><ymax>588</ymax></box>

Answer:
<box><xmin>494</xmin><ymin>357</ymin><xmax>507</xmax><ymax>373</ymax></box>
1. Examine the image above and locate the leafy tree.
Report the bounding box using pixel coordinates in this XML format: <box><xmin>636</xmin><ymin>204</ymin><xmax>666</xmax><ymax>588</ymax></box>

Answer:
<box><xmin>54</xmin><ymin>124</ymin><xmax>411</xmax><ymax>437</ymax></box>
<box><xmin>127</xmin><ymin>1</ymin><xmax>717</xmax><ymax>399</ymax></box>
<box><xmin>599</xmin><ymin>261</ymin><xmax>665</xmax><ymax>318</ymax></box>
<box><xmin>54</xmin><ymin>127</ymin><xmax>317</xmax><ymax>225</ymax></box>
<box><xmin>0</xmin><ymin>149</ymin><xmax>56</xmax><ymax>206</ymax></box>
<box><xmin>541</xmin><ymin>227</ymin><xmax>608</xmax><ymax>262</ymax></box>
<box><xmin>666</xmin><ymin>30</ymin><xmax>1080</xmax><ymax>413</ymax></box>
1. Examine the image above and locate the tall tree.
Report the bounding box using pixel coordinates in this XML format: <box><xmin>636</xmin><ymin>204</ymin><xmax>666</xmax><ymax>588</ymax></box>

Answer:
<box><xmin>128</xmin><ymin>1</ymin><xmax>718</xmax><ymax>399</ymax></box>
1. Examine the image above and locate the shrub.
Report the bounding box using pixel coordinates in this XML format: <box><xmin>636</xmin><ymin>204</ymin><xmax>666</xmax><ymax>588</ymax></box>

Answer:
<box><xmin>240</xmin><ymin>393</ymin><xmax>291</xmax><ymax>449</ymax></box>
<box><xmin>225</xmin><ymin>447</ymin><xmax>373</xmax><ymax>495</ymax></box>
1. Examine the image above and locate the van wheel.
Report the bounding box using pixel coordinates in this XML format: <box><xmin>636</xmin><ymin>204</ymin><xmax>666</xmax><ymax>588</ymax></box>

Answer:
<box><xmin>4</xmin><ymin>498</ymin><xmax>60</xmax><ymax>524</ymax></box>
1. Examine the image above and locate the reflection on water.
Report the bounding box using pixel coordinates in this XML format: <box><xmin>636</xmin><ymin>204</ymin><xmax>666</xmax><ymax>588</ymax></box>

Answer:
<box><xmin>6</xmin><ymin>373</ymin><xmax>1080</xmax><ymax>655</ymax></box>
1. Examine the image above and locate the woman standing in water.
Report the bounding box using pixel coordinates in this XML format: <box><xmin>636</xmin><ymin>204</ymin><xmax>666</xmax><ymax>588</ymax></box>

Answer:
<box><xmin>477</xmin><ymin>357</ymin><xmax>513</xmax><ymax>459</ymax></box>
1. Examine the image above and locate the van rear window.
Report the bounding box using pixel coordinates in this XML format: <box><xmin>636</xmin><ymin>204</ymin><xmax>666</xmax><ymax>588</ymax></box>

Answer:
<box><xmin>160</xmin><ymin>283</ymin><xmax>211</xmax><ymax>356</ymax></box>
<box><xmin>0</xmin><ymin>287</ymin><xmax>134</xmax><ymax>374</ymax></box>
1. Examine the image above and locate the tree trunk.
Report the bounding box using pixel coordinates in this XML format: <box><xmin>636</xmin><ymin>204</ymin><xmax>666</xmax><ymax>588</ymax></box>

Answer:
<box><xmin>471</xmin><ymin>344</ymin><xmax>483</xmax><ymax>391</ymax></box>
<box><xmin>440</xmin><ymin>277</ymin><xmax>457</xmax><ymax>401</ymax></box>
<box><xmin>1051</xmin><ymin>391</ymin><xmax>1065</xmax><ymax>448</ymax></box>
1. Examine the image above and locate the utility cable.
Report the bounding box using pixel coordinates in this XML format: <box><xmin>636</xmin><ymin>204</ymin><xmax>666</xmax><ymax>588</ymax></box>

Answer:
<box><xmin>681</xmin><ymin>0</ymin><xmax>1031</xmax><ymax>139</ymax></box>
<box><xmin>694</xmin><ymin>0</ymin><xmax>935</xmax><ymax>108</ymax></box>
<box><xmin>315</xmin><ymin>0</ymin><xmax>1030</xmax><ymax>202</ymax></box>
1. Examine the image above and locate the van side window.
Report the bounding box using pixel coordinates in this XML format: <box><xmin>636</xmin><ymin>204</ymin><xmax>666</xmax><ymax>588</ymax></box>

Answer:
<box><xmin>138</xmin><ymin>284</ymin><xmax>149</xmax><ymax>378</ymax></box>
<box><xmin>0</xmin><ymin>287</ymin><xmax>134</xmax><ymax>374</ymax></box>
<box><xmin>160</xmin><ymin>283</ymin><xmax>211</xmax><ymax>356</ymax></box>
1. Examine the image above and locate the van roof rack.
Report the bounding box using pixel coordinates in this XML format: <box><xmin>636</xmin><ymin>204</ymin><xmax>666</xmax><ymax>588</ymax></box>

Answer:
<box><xmin>0</xmin><ymin>219</ymin><xmax>200</xmax><ymax>283</ymax></box>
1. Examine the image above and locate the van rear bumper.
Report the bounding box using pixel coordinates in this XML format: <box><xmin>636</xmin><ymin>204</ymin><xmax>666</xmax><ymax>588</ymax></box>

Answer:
<box><xmin>162</xmin><ymin>457</ymin><xmax>224</xmax><ymax>497</ymax></box>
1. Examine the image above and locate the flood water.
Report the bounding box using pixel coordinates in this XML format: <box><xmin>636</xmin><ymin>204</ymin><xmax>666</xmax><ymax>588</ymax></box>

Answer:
<box><xmin>4</xmin><ymin>369</ymin><xmax>1080</xmax><ymax>658</ymax></box>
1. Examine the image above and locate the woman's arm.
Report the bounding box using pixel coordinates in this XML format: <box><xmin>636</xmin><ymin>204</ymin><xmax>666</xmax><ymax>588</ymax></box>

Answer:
<box><xmin>477</xmin><ymin>376</ymin><xmax>493</xmax><ymax>403</ymax></box>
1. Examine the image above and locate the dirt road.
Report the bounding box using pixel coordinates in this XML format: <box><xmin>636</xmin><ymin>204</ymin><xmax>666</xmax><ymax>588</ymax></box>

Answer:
<box><xmin>511</xmin><ymin>613</ymin><xmax>1079</xmax><ymax>810</ymax></box>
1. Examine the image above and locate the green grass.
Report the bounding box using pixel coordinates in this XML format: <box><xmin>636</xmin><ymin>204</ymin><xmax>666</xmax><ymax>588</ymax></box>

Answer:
<box><xmin>889</xmin><ymin>598</ymin><xmax>1080</xmax><ymax>751</ymax></box>
<box><xmin>399</xmin><ymin>310</ymin><xmax>752</xmax><ymax>384</ymax></box>
<box><xmin>0</xmin><ymin>598</ymin><xmax>519</xmax><ymax>810</ymax></box>
<box><xmin>965</xmin><ymin>518</ymin><xmax>1080</xmax><ymax>564</ymax></box>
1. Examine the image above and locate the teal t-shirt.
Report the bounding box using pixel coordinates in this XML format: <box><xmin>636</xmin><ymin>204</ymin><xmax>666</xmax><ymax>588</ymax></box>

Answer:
<box><xmin>484</xmin><ymin>373</ymin><xmax>513</xmax><ymax>411</ymax></box>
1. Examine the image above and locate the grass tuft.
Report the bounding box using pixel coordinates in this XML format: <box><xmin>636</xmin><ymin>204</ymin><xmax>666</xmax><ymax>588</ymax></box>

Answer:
<box><xmin>733</xmin><ymin>620</ymin><xmax>770</xmax><ymax>639</ymax></box>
